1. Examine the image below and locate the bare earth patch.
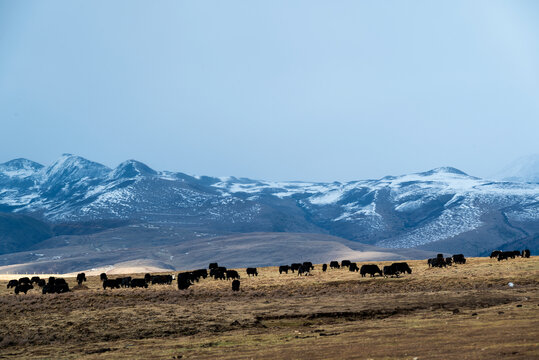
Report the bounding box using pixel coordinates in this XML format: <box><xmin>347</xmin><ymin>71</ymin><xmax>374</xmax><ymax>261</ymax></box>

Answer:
<box><xmin>0</xmin><ymin>257</ymin><xmax>537</xmax><ymax>359</ymax></box>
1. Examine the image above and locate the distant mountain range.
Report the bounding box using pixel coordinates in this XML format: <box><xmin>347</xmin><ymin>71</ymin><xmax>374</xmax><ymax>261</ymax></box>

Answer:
<box><xmin>0</xmin><ymin>154</ymin><xmax>537</xmax><ymax>273</ymax></box>
<box><xmin>491</xmin><ymin>154</ymin><xmax>539</xmax><ymax>183</ymax></box>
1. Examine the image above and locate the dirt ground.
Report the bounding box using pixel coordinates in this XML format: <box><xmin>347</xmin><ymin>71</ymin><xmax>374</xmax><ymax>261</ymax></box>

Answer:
<box><xmin>0</xmin><ymin>257</ymin><xmax>537</xmax><ymax>359</ymax></box>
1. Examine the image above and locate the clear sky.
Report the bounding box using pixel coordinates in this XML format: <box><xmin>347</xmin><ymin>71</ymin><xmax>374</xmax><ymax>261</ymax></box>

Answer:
<box><xmin>1</xmin><ymin>1</ymin><xmax>538</xmax><ymax>182</ymax></box>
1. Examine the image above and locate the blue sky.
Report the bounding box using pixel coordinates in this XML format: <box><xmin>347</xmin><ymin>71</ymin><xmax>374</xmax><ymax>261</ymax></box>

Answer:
<box><xmin>1</xmin><ymin>1</ymin><xmax>538</xmax><ymax>181</ymax></box>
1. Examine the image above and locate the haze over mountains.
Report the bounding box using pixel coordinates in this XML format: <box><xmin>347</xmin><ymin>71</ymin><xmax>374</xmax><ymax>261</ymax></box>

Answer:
<box><xmin>491</xmin><ymin>154</ymin><xmax>539</xmax><ymax>183</ymax></box>
<box><xmin>0</xmin><ymin>154</ymin><xmax>537</xmax><ymax>273</ymax></box>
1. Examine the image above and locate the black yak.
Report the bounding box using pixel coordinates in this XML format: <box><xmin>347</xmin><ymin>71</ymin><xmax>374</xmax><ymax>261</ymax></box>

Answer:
<box><xmin>76</xmin><ymin>273</ymin><xmax>87</xmax><ymax>285</ymax></box>
<box><xmin>360</xmin><ymin>264</ymin><xmax>382</xmax><ymax>277</ymax></box>
<box><xmin>279</xmin><ymin>265</ymin><xmax>290</xmax><ymax>274</ymax></box>
<box><xmin>226</xmin><ymin>270</ymin><xmax>240</xmax><ymax>280</ymax></box>
<box><xmin>246</xmin><ymin>267</ymin><xmax>258</xmax><ymax>277</ymax></box>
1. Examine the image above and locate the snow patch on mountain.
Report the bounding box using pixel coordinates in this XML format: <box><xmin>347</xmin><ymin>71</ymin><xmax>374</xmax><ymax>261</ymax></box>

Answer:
<box><xmin>310</xmin><ymin>188</ymin><xmax>346</xmax><ymax>205</ymax></box>
<box><xmin>0</xmin><ymin>192</ymin><xmax>40</xmax><ymax>206</ymax></box>
<box><xmin>213</xmin><ymin>179</ymin><xmax>340</xmax><ymax>199</ymax></box>
<box><xmin>395</xmin><ymin>199</ymin><xmax>427</xmax><ymax>212</ymax></box>
<box><xmin>334</xmin><ymin>202</ymin><xmax>379</xmax><ymax>221</ymax></box>
<box><xmin>378</xmin><ymin>195</ymin><xmax>484</xmax><ymax>248</ymax></box>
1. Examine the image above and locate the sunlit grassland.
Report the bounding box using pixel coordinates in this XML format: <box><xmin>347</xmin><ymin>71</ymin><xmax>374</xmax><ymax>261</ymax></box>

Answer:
<box><xmin>0</xmin><ymin>257</ymin><xmax>537</xmax><ymax>359</ymax></box>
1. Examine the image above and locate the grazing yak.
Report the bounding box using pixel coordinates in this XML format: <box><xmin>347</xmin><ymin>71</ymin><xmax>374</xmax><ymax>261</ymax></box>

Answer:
<box><xmin>193</xmin><ymin>269</ymin><xmax>208</xmax><ymax>280</ymax></box>
<box><xmin>445</xmin><ymin>257</ymin><xmax>453</xmax><ymax>266</ymax></box>
<box><xmin>341</xmin><ymin>260</ymin><xmax>351</xmax><ymax>268</ymax></box>
<box><xmin>522</xmin><ymin>249</ymin><xmax>531</xmax><ymax>258</ymax></box>
<box><xmin>130</xmin><ymin>278</ymin><xmax>148</xmax><ymax>288</ymax></box>
<box><xmin>210</xmin><ymin>268</ymin><xmax>226</xmax><ymax>280</ymax></box>
<box><xmin>290</xmin><ymin>263</ymin><xmax>302</xmax><ymax>272</ymax></box>
<box><xmin>77</xmin><ymin>273</ymin><xmax>87</xmax><ymax>285</ymax></box>
<box><xmin>349</xmin><ymin>263</ymin><xmax>359</xmax><ymax>272</ymax></box>
<box><xmin>177</xmin><ymin>272</ymin><xmax>193</xmax><ymax>290</ymax></box>
<box><xmin>232</xmin><ymin>279</ymin><xmax>240</xmax><ymax>291</ymax></box>
<box><xmin>31</xmin><ymin>276</ymin><xmax>41</xmax><ymax>284</ymax></box>
<box><xmin>428</xmin><ymin>257</ymin><xmax>446</xmax><ymax>268</ymax></box>
<box><xmin>103</xmin><ymin>279</ymin><xmax>121</xmax><ymax>290</ymax></box>
<box><xmin>120</xmin><ymin>277</ymin><xmax>132</xmax><ymax>288</ymax></box>
<box><xmin>210</xmin><ymin>267</ymin><xmax>227</xmax><ymax>280</ymax></box>
<box><xmin>246</xmin><ymin>267</ymin><xmax>258</xmax><ymax>277</ymax></box>
<box><xmin>100</xmin><ymin>273</ymin><xmax>108</xmax><ymax>282</ymax></box>
<box><xmin>214</xmin><ymin>270</ymin><xmax>226</xmax><ymax>280</ymax></box>
<box><xmin>43</xmin><ymin>277</ymin><xmax>69</xmax><ymax>294</ymax></box>
<box><xmin>226</xmin><ymin>270</ymin><xmax>240</xmax><ymax>281</ymax></box>
<box><xmin>329</xmin><ymin>261</ymin><xmax>340</xmax><ymax>269</ymax></box>
<box><xmin>36</xmin><ymin>279</ymin><xmax>46</xmax><ymax>288</ymax></box>
<box><xmin>298</xmin><ymin>265</ymin><xmax>310</xmax><ymax>276</ymax></box>
<box><xmin>497</xmin><ymin>251</ymin><xmax>520</xmax><ymax>261</ymax></box>
<box><xmin>383</xmin><ymin>266</ymin><xmax>398</xmax><ymax>277</ymax></box>
<box><xmin>452</xmin><ymin>254</ymin><xmax>466</xmax><ymax>264</ymax></box>
<box><xmin>392</xmin><ymin>262</ymin><xmax>412</xmax><ymax>274</ymax></box>
<box><xmin>15</xmin><ymin>283</ymin><xmax>33</xmax><ymax>294</ymax></box>
<box><xmin>177</xmin><ymin>279</ymin><xmax>191</xmax><ymax>290</ymax></box>
<box><xmin>322</xmin><ymin>264</ymin><xmax>327</xmax><ymax>272</ymax></box>
<box><xmin>303</xmin><ymin>261</ymin><xmax>314</xmax><ymax>270</ymax></box>
<box><xmin>209</xmin><ymin>263</ymin><xmax>218</xmax><ymax>270</ymax></box>
<box><xmin>151</xmin><ymin>275</ymin><xmax>173</xmax><ymax>285</ymax></box>
<box><xmin>7</xmin><ymin>280</ymin><xmax>18</xmax><ymax>289</ymax></box>
<box><xmin>279</xmin><ymin>265</ymin><xmax>290</xmax><ymax>274</ymax></box>
<box><xmin>360</xmin><ymin>264</ymin><xmax>382</xmax><ymax>277</ymax></box>
<box><xmin>490</xmin><ymin>250</ymin><xmax>501</xmax><ymax>259</ymax></box>
<box><xmin>383</xmin><ymin>262</ymin><xmax>412</xmax><ymax>277</ymax></box>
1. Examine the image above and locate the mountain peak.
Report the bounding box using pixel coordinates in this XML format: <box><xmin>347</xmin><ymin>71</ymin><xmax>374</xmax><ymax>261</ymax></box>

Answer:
<box><xmin>111</xmin><ymin>160</ymin><xmax>157</xmax><ymax>179</ymax></box>
<box><xmin>42</xmin><ymin>154</ymin><xmax>110</xmax><ymax>183</ymax></box>
<box><xmin>0</xmin><ymin>158</ymin><xmax>44</xmax><ymax>178</ymax></box>
<box><xmin>418</xmin><ymin>167</ymin><xmax>469</xmax><ymax>177</ymax></box>
<box><xmin>48</xmin><ymin>154</ymin><xmax>108</xmax><ymax>171</ymax></box>
<box><xmin>0</xmin><ymin>158</ymin><xmax>44</xmax><ymax>170</ymax></box>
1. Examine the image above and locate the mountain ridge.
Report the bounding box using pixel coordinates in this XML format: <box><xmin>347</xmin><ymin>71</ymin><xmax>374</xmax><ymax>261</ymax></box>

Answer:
<box><xmin>0</xmin><ymin>154</ymin><xmax>537</xmax><ymax>259</ymax></box>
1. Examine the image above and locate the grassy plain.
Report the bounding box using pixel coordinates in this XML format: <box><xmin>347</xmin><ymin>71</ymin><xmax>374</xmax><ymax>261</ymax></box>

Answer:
<box><xmin>0</xmin><ymin>257</ymin><xmax>537</xmax><ymax>359</ymax></box>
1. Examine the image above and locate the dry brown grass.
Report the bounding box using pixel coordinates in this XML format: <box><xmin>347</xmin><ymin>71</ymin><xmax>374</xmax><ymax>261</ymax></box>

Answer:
<box><xmin>0</xmin><ymin>257</ymin><xmax>538</xmax><ymax>359</ymax></box>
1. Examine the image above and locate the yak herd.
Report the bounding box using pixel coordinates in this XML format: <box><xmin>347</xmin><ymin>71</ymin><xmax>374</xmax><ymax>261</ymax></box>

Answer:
<box><xmin>6</xmin><ymin>276</ymin><xmax>70</xmax><ymax>295</ymax></box>
<box><xmin>4</xmin><ymin>249</ymin><xmax>532</xmax><ymax>295</ymax></box>
<box><xmin>490</xmin><ymin>249</ymin><xmax>530</xmax><ymax>261</ymax></box>
<box><xmin>277</xmin><ymin>260</ymin><xmax>412</xmax><ymax>278</ymax></box>
<box><xmin>428</xmin><ymin>253</ymin><xmax>467</xmax><ymax>268</ymax></box>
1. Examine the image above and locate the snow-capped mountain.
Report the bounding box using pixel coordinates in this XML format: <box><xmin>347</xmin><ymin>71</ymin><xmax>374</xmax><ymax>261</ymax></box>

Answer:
<box><xmin>0</xmin><ymin>154</ymin><xmax>538</xmax><ymax>255</ymax></box>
